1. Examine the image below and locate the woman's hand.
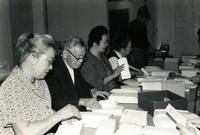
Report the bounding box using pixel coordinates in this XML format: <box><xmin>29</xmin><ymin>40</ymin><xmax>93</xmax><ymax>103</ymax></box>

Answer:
<box><xmin>176</xmin><ymin>123</ymin><xmax>196</xmax><ymax>135</ymax></box>
<box><xmin>57</xmin><ymin>104</ymin><xmax>82</xmax><ymax>121</ymax></box>
<box><xmin>187</xmin><ymin>117</ymin><xmax>200</xmax><ymax>128</ymax></box>
<box><xmin>113</xmin><ymin>64</ymin><xmax>124</xmax><ymax>78</ymax></box>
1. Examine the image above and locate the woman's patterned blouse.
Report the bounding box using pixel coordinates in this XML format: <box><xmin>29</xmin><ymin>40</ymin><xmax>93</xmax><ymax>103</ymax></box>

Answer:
<box><xmin>0</xmin><ymin>66</ymin><xmax>54</xmax><ymax>135</ymax></box>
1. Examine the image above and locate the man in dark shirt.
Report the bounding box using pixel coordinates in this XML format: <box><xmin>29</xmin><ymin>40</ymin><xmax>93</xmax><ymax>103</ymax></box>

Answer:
<box><xmin>127</xmin><ymin>5</ymin><xmax>154</xmax><ymax>69</ymax></box>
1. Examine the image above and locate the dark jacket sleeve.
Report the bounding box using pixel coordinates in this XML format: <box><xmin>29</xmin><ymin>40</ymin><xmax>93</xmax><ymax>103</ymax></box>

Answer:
<box><xmin>75</xmin><ymin>68</ymin><xmax>93</xmax><ymax>98</ymax></box>
<box><xmin>45</xmin><ymin>61</ymin><xmax>79</xmax><ymax>111</ymax></box>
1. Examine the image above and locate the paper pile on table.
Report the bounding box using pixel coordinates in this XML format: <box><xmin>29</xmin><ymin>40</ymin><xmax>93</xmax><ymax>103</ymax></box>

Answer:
<box><xmin>56</xmin><ymin>121</ymin><xmax>82</xmax><ymax>135</ymax></box>
<box><xmin>61</xmin><ymin>112</ymin><xmax>113</xmax><ymax>128</ymax></box>
<box><xmin>109</xmin><ymin>89</ymin><xmax>138</xmax><ymax>104</ymax></box>
<box><xmin>88</xmin><ymin>99</ymin><xmax>124</xmax><ymax>116</ymax></box>
<box><xmin>95</xmin><ymin>119</ymin><xmax>116</xmax><ymax>135</ymax></box>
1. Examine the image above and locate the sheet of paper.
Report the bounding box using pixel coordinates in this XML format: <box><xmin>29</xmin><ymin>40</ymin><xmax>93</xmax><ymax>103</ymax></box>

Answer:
<box><xmin>91</xmin><ymin>105</ymin><xmax>124</xmax><ymax>116</ymax></box>
<box><xmin>56</xmin><ymin>121</ymin><xmax>82</xmax><ymax>135</ymax></box>
<box><xmin>151</xmin><ymin>70</ymin><xmax>174</xmax><ymax>77</ymax></box>
<box><xmin>115</xmin><ymin>124</ymin><xmax>142</xmax><ymax>135</ymax></box>
<box><xmin>142</xmin><ymin>126</ymin><xmax>180</xmax><ymax>135</ymax></box>
<box><xmin>99</xmin><ymin>99</ymin><xmax>117</xmax><ymax>109</ymax></box>
<box><xmin>119</xmin><ymin>109</ymin><xmax>147</xmax><ymax>126</ymax></box>
<box><xmin>111</xmin><ymin>88</ymin><xmax>139</xmax><ymax>94</ymax></box>
<box><xmin>141</xmin><ymin>68</ymin><xmax>150</xmax><ymax>76</ymax></box>
<box><xmin>80</xmin><ymin>112</ymin><xmax>113</xmax><ymax>128</ymax></box>
<box><xmin>153</xmin><ymin>114</ymin><xmax>176</xmax><ymax>129</ymax></box>
<box><xmin>120</xmin><ymin>85</ymin><xmax>141</xmax><ymax>91</ymax></box>
<box><xmin>109</xmin><ymin>93</ymin><xmax>138</xmax><ymax>103</ymax></box>
<box><xmin>118</xmin><ymin>58</ymin><xmax>131</xmax><ymax>80</ymax></box>
<box><xmin>140</xmin><ymin>81</ymin><xmax>162</xmax><ymax>90</ymax></box>
<box><xmin>166</xmin><ymin>104</ymin><xmax>187</xmax><ymax>126</ymax></box>
<box><xmin>95</xmin><ymin>119</ymin><xmax>116</xmax><ymax>135</ymax></box>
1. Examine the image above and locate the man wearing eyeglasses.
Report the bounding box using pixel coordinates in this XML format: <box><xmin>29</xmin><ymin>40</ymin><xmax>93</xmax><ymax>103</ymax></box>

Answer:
<box><xmin>45</xmin><ymin>37</ymin><xmax>109</xmax><ymax>115</ymax></box>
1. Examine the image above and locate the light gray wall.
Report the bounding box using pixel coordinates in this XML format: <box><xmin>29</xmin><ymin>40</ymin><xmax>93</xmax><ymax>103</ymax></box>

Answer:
<box><xmin>46</xmin><ymin>0</ymin><xmax>108</xmax><ymax>44</ymax></box>
<box><xmin>155</xmin><ymin>0</ymin><xmax>200</xmax><ymax>57</ymax></box>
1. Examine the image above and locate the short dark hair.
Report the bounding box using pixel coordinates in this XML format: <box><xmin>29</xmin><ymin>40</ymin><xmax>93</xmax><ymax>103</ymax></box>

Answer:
<box><xmin>137</xmin><ymin>5</ymin><xmax>151</xmax><ymax>18</ymax></box>
<box><xmin>88</xmin><ymin>25</ymin><xmax>108</xmax><ymax>48</ymax></box>
<box><xmin>111</xmin><ymin>32</ymin><xmax>131</xmax><ymax>51</ymax></box>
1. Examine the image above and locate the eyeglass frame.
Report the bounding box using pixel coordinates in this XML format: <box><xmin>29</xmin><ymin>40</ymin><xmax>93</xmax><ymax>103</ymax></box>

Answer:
<box><xmin>65</xmin><ymin>49</ymin><xmax>87</xmax><ymax>61</ymax></box>
<box><xmin>31</xmin><ymin>51</ymin><xmax>55</xmax><ymax>66</ymax></box>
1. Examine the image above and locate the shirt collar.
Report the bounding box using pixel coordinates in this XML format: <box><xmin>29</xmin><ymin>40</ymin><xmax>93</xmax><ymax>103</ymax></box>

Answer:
<box><xmin>114</xmin><ymin>50</ymin><xmax>123</xmax><ymax>58</ymax></box>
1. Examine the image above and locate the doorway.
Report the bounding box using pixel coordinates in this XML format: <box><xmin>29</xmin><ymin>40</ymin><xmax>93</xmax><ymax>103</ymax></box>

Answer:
<box><xmin>109</xmin><ymin>9</ymin><xmax>129</xmax><ymax>42</ymax></box>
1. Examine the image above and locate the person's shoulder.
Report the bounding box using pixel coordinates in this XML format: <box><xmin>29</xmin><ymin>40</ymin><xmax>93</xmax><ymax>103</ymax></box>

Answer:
<box><xmin>107</xmin><ymin>50</ymin><xmax>118</xmax><ymax>59</ymax></box>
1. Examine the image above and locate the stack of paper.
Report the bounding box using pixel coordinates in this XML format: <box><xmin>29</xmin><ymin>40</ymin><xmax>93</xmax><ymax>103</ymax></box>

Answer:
<box><xmin>140</xmin><ymin>81</ymin><xmax>162</xmax><ymax>90</ymax></box>
<box><xmin>119</xmin><ymin>109</ymin><xmax>147</xmax><ymax>126</ymax></box>
<box><xmin>181</xmin><ymin>68</ymin><xmax>200</xmax><ymax>78</ymax></box>
<box><xmin>111</xmin><ymin>88</ymin><xmax>139</xmax><ymax>94</ymax></box>
<box><xmin>95</xmin><ymin>119</ymin><xmax>116</xmax><ymax>135</ymax></box>
<box><xmin>56</xmin><ymin>121</ymin><xmax>82</xmax><ymax>135</ymax></box>
<box><xmin>179</xmin><ymin>63</ymin><xmax>195</xmax><ymax>70</ymax></box>
<box><xmin>162</xmin><ymin>80</ymin><xmax>185</xmax><ymax>97</ymax></box>
<box><xmin>188</xmin><ymin>58</ymin><xmax>200</xmax><ymax>65</ymax></box>
<box><xmin>137</xmin><ymin>77</ymin><xmax>164</xmax><ymax>82</ymax></box>
<box><xmin>174</xmin><ymin>77</ymin><xmax>193</xmax><ymax>84</ymax></box>
<box><xmin>115</xmin><ymin>124</ymin><xmax>142</xmax><ymax>135</ymax></box>
<box><xmin>153</xmin><ymin>113</ymin><xmax>176</xmax><ymax>129</ymax></box>
<box><xmin>109</xmin><ymin>92</ymin><xmax>138</xmax><ymax>103</ymax></box>
<box><xmin>144</xmin><ymin>66</ymin><xmax>163</xmax><ymax>72</ymax></box>
<box><xmin>120</xmin><ymin>85</ymin><xmax>141</xmax><ymax>91</ymax></box>
<box><xmin>181</xmin><ymin>54</ymin><xmax>197</xmax><ymax>63</ymax></box>
<box><xmin>88</xmin><ymin>99</ymin><xmax>124</xmax><ymax>115</ymax></box>
<box><xmin>151</xmin><ymin>70</ymin><xmax>175</xmax><ymax>77</ymax></box>
<box><xmin>142</xmin><ymin>126</ymin><xmax>180</xmax><ymax>135</ymax></box>
<box><xmin>67</xmin><ymin>112</ymin><xmax>113</xmax><ymax>128</ymax></box>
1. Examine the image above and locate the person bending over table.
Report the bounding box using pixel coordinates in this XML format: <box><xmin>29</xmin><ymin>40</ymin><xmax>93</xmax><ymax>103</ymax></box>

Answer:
<box><xmin>45</xmin><ymin>36</ymin><xmax>108</xmax><ymax>113</ymax></box>
<box><xmin>107</xmin><ymin>32</ymin><xmax>144</xmax><ymax>77</ymax></box>
<box><xmin>81</xmin><ymin>26</ymin><xmax>124</xmax><ymax>92</ymax></box>
<box><xmin>0</xmin><ymin>33</ymin><xmax>81</xmax><ymax>135</ymax></box>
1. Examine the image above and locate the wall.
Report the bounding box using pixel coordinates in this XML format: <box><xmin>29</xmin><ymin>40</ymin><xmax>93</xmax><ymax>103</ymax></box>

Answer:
<box><xmin>0</xmin><ymin>0</ymin><xmax>13</xmax><ymax>69</ymax></box>
<box><xmin>9</xmin><ymin>0</ymin><xmax>33</xmax><ymax>65</ymax></box>
<box><xmin>32</xmin><ymin>0</ymin><xmax>46</xmax><ymax>33</ymax></box>
<box><xmin>155</xmin><ymin>0</ymin><xmax>200</xmax><ymax>57</ymax></box>
<box><xmin>46</xmin><ymin>0</ymin><xmax>108</xmax><ymax>44</ymax></box>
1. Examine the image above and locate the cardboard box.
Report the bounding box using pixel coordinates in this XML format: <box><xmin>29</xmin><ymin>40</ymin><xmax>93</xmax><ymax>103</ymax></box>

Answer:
<box><xmin>162</xmin><ymin>80</ymin><xmax>185</xmax><ymax>97</ymax></box>
<box><xmin>138</xmin><ymin>90</ymin><xmax>188</xmax><ymax>116</ymax></box>
<box><xmin>164</xmin><ymin>58</ymin><xmax>180</xmax><ymax>71</ymax></box>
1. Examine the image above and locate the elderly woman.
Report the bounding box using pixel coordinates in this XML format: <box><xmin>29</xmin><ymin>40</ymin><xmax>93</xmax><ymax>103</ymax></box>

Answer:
<box><xmin>81</xmin><ymin>26</ymin><xmax>124</xmax><ymax>92</ymax></box>
<box><xmin>107</xmin><ymin>32</ymin><xmax>144</xmax><ymax>77</ymax></box>
<box><xmin>0</xmin><ymin>33</ymin><xmax>81</xmax><ymax>135</ymax></box>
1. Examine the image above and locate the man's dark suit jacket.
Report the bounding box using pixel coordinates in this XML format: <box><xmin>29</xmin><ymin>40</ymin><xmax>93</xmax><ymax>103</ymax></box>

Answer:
<box><xmin>45</xmin><ymin>56</ymin><xmax>93</xmax><ymax>111</ymax></box>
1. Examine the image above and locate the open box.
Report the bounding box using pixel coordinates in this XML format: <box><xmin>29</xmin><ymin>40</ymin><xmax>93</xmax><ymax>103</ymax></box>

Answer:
<box><xmin>138</xmin><ymin>90</ymin><xmax>188</xmax><ymax>116</ymax></box>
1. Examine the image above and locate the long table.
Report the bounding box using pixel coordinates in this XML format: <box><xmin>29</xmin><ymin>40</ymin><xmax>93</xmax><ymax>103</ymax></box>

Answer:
<box><xmin>80</xmin><ymin>103</ymin><xmax>153</xmax><ymax>135</ymax></box>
